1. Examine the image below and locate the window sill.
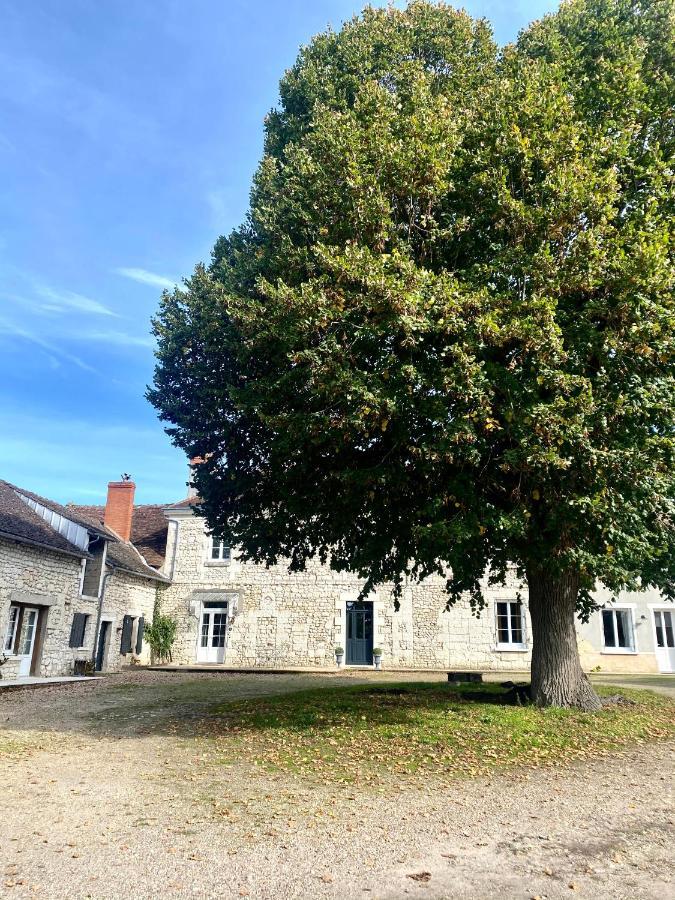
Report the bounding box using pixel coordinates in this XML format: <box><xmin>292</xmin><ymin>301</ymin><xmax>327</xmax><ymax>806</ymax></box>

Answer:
<box><xmin>204</xmin><ymin>561</ymin><xmax>231</xmax><ymax>567</ymax></box>
<box><xmin>78</xmin><ymin>595</ymin><xmax>100</xmax><ymax>602</ymax></box>
<box><xmin>495</xmin><ymin>645</ymin><xmax>528</xmax><ymax>652</ymax></box>
<box><xmin>600</xmin><ymin>649</ymin><xmax>638</xmax><ymax>655</ymax></box>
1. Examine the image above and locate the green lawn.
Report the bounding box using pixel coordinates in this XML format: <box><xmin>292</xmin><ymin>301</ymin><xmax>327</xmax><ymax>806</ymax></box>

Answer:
<box><xmin>200</xmin><ymin>682</ymin><xmax>675</xmax><ymax>785</ymax></box>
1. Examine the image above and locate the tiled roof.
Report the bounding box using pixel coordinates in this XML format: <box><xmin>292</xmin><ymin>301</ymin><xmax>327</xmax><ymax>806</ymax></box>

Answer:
<box><xmin>165</xmin><ymin>496</ymin><xmax>202</xmax><ymax>509</ymax></box>
<box><xmin>70</xmin><ymin>503</ymin><xmax>168</xmax><ymax>568</ymax></box>
<box><xmin>0</xmin><ymin>479</ymin><xmax>90</xmax><ymax>557</ymax></box>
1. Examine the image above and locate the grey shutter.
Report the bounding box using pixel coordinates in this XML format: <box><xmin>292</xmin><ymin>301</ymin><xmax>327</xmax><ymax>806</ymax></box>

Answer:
<box><xmin>135</xmin><ymin>617</ymin><xmax>144</xmax><ymax>654</ymax></box>
<box><xmin>69</xmin><ymin>613</ymin><xmax>86</xmax><ymax>648</ymax></box>
<box><xmin>120</xmin><ymin>615</ymin><xmax>133</xmax><ymax>654</ymax></box>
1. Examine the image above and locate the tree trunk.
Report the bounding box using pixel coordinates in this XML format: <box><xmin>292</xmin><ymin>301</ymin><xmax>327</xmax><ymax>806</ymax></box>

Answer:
<box><xmin>526</xmin><ymin>566</ymin><xmax>602</xmax><ymax>711</ymax></box>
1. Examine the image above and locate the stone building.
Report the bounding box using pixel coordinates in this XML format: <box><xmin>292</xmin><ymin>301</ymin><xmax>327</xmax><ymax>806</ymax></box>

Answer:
<box><xmin>2</xmin><ymin>469</ymin><xmax>673</xmax><ymax>680</ymax></box>
<box><xmin>0</xmin><ymin>478</ymin><xmax>166</xmax><ymax>681</ymax></box>
<box><xmin>158</xmin><ymin>493</ymin><xmax>673</xmax><ymax>675</ymax></box>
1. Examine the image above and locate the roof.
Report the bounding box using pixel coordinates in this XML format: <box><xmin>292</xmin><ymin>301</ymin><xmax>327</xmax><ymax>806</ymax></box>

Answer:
<box><xmin>0</xmin><ymin>479</ymin><xmax>91</xmax><ymax>558</ymax></box>
<box><xmin>105</xmin><ymin>538</ymin><xmax>170</xmax><ymax>582</ymax></box>
<box><xmin>164</xmin><ymin>496</ymin><xmax>202</xmax><ymax>511</ymax></box>
<box><xmin>67</xmin><ymin>504</ymin><xmax>169</xmax><ymax>582</ymax></box>
<box><xmin>70</xmin><ymin>503</ymin><xmax>168</xmax><ymax>568</ymax></box>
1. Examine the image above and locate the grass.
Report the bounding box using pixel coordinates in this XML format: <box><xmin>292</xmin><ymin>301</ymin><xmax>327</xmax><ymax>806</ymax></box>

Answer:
<box><xmin>199</xmin><ymin>681</ymin><xmax>675</xmax><ymax>786</ymax></box>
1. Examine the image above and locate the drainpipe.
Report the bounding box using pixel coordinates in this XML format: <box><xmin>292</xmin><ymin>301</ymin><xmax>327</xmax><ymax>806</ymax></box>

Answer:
<box><xmin>91</xmin><ymin>566</ymin><xmax>115</xmax><ymax>667</ymax></box>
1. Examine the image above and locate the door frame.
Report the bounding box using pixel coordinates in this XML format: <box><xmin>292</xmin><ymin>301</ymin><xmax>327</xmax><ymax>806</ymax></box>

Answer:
<box><xmin>195</xmin><ymin>602</ymin><xmax>229</xmax><ymax>664</ymax></box>
<box><xmin>340</xmin><ymin>592</ymin><xmax>379</xmax><ymax>668</ymax></box>
<box><xmin>96</xmin><ymin>618</ymin><xmax>113</xmax><ymax>671</ymax></box>
<box><xmin>16</xmin><ymin>606</ymin><xmax>40</xmax><ymax>677</ymax></box>
<box><xmin>649</xmin><ymin>604</ymin><xmax>675</xmax><ymax>673</ymax></box>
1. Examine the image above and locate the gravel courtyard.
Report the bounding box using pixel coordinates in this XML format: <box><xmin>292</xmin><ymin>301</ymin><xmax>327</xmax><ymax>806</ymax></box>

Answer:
<box><xmin>0</xmin><ymin>671</ymin><xmax>672</xmax><ymax>900</ymax></box>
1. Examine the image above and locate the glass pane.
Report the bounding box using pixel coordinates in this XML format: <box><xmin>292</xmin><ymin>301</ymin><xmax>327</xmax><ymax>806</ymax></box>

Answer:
<box><xmin>356</xmin><ymin>613</ymin><xmax>364</xmax><ymax>641</ymax></box>
<box><xmin>212</xmin><ymin>614</ymin><xmax>227</xmax><ymax>647</ymax></box>
<box><xmin>200</xmin><ymin>613</ymin><xmax>210</xmax><ymax>648</ymax></box>
<box><xmin>616</xmin><ymin>611</ymin><xmax>629</xmax><ymax>648</ymax></box>
<box><xmin>19</xmin><ymin>611</ymin><xmax>36</xmax><ymax>655</ymax></box>
<box><xmin>602</xmin><ymin>610</ymin><xmax>616</xmax><ymax>647</ymax></box>
<box><xmin>664</xmin><ymin>611</ymin><xmax>674</xmax><ymax>648</ymax></box>
<box><xmin>211</xmin><ymin>539</ymin><xmax>220</xmax><ymax>559</ymax></box>
<box><xmin>509</xmin><ymin>603</ymin><xmax>522</xmax><ymax>643</ymax></box>
<box><xmin>654</xmin><ymin>612</ymin><xmax>664</xmax><ymax>648</ymax></box>
<box><xmin>4</xmin><ymin>607</ymin><xmax>18</xmax><ymax>652</ymax></box>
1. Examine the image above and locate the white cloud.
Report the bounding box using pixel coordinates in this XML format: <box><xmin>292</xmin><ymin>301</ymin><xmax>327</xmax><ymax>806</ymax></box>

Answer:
<box><xmin>80</xmin><ymin>330</ymin><xmax>154</xmax><ymax>348</ymax></box>
<box><xmin>115</xmin><ymin>267</ymin><xmax>177</xmax><ymax>290</ymax></box>
<box><xmin>34</xmin><ymin>285</ymin><xmax>119</xmax><ymax>317</ymax></box>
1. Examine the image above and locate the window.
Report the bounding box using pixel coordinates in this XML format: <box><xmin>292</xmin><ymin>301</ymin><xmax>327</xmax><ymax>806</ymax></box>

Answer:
<box><xmin>601</xmin><ymin>607</ymin><xmax>635</xmax><ymax>652</ymax></box>
<box><xmin>654</xmin><ymin>609</ymin><xmax>674</xmax><ymax>649</ymax></box>
<box><xmin>207</xmin><ymin>535</ymin><xmax>231</xmax><ymax>563</ymax></box>
<box><xmin>80</xmin><ymin>537</ymin><xmax>105</xmax><ymax>598</ymax></box>
<box><xmin>4</xmin><ymin>605</ymin><xmax>19</xmax><ymax>653</ymax></box>
<box><xmin>69</xmin><ymin>612</ymin><xmax>90</xmax><ymax>649</ymax></box>
<box><xmin>496</xmin><ymin>601</ymin><xmax>526</xmax><ymax>649</ymax></box>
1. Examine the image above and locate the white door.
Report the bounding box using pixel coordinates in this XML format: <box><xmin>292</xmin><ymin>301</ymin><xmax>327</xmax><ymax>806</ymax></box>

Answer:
<box><xmin>653</xmin><ymin>608</ymin><xmax>675</xmax><ymax>673</ymax></box>
<box><xmin>197</xmin><ymin>606</ymin><xmax>228</xmax><ymax>663</ymax></box>
<box><xmin>16</xmin><ymin>607</ymin><xmax>39</xmax><ymax>677</ymax></box>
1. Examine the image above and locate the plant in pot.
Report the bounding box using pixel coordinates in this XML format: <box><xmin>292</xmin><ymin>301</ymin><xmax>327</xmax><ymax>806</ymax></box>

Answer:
<box><xmin>334</xmin><ymin>646</ymin><xmax>344</xmax><ymax>667</ymax></box>
<box><xmin>373</xmin><ymin>648</ymin><xmax>383</xmax><ymax>670</ymax></box>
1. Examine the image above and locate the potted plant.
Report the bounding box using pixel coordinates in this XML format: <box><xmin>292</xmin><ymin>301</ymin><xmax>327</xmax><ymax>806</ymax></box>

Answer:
<box><xmin>373</xmin><ymin>648</ymin><xmax>383</xmax><ymax>669</ymax></box>
<box><xmin>334</xmin><ymin>646</ymin><xmax>344</xmax><ymax>667</ymax></box>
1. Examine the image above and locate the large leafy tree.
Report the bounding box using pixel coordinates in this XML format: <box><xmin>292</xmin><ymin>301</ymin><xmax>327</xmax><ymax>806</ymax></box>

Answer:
<box><xmin>150</xmin><ymin>0</ymin><xmax>674</xmax><ymax>709</ymax></box>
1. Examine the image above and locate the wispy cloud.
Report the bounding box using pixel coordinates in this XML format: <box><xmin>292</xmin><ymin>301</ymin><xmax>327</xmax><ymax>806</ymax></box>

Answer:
<box><xmin>0</xmin><ymin>316</ymin><xmax>96</xmax><ymax>372</ymax></box>
<box><xmin>115</xmin><ymin>267</ymin><xmax>177</xmax><ymax>290</ymax></box>
<box><xmin>34</xmin><ymin>285</ymin><xmax>119</xmax><ymax>317</ymax></box>
<box><xmin>80</xmin><ymin>329</ymin><xmax>154</xmax><ymax>349</ymax></box>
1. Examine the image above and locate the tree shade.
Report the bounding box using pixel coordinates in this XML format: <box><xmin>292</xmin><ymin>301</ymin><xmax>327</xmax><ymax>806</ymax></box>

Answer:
<box><xmin>149</xmin><ymin>0</ymin><xmax>675</xmax><ymax>708</ymax></box>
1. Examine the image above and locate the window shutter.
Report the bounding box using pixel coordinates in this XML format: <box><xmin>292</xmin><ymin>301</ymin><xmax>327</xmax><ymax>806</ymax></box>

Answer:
<box><xmin>135</xmin><ymin>617</ymin><xmax>145</xmax><ymax>654</ymax></box>
<box><xmin>120</xmin><ymin>615</ymin><xmax>133</xmax><ymax>654</ymax></box>
<box><xmin>69</xmin><ymin>613</ymin><xmax>86</xmax><ymax>648</ymax></box>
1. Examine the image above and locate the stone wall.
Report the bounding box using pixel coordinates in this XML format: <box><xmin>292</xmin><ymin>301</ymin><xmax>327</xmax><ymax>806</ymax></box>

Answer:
<box><xmin>98</xmin><ymin>570</ymin><xmax>161</xmax><ymax>670</ymax></box>
<box><xmin>0</xmin><ymin>536</ymin><xmax>164</xmax><ymax>679</ymax></box>
<box><xmin>161</xmin><ymin>514</ymin><xmax>531</xmax><ymax>670</ymax></box>
<box><xmin>161</xmin><ymin>512</ymin><xmax>669</xmax><ymax>674</ymax></box>
<box><xmin>0</xmin><ymin>537</ymin><xmax>95</xmax><ymax>677</ymax></box>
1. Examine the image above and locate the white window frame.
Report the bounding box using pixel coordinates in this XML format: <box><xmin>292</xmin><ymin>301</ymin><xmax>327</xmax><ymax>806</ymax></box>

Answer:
<box><xmin>600</xmin><ymin>604</ymin><xmax>637</xmax><ymax>654</ymax></box>
<box><xmin>4</xmin><ymin>605</ymin><xmax>20</xmax><ymax>654</ymax></box>
<box><xmin>206</xmin><ymin>534</ymin><xmax>231</xmax><ymax>565</ymax></box>
<box><xmin>495</xmin><ymin>600</ymin><xmax>527</xmax><ymax>651</ymax></box>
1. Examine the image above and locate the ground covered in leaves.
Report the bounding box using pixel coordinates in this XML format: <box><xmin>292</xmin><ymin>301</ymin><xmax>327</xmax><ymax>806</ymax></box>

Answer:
<box><xmin>0</xmin><ymin>671</ymin><xmax>673</xmax><ymax>899</ymax></box>
<box><xmin>200</xmin><ymin>681</ymin><xmax>674</xmax><ymax>786</ymax></box>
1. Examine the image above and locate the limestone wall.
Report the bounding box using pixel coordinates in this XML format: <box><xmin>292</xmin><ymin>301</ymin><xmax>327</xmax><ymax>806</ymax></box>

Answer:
<box><xmin>161</xmin><ymin>514</ymin><xmax>531</xmax><ymax>670</ymax></box>
<box><xmin>0</xmin><ymin>537</ymin><xmax>95</xmax><ymax>677</ymax></box>
<box><xmin>99</xmin><ymin>570</ymin><xmax>161</xmax><ymax>670</ymax></box>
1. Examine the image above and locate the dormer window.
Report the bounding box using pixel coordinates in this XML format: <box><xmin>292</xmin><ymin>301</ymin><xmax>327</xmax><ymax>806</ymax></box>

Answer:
<box><xmin>80</xmin><ymin>535</ymin><xmax>106</xmax><ymax>598</ymax></box>
<box><xmin>207</xmin><ymin>535</ymin><xmax>231</xmax><ymax>563</ymax></box>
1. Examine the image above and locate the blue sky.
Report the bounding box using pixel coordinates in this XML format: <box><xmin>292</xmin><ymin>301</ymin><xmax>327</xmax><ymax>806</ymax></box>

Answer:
<box><xmin>0</xmin><ymin>0</ymin><xmax>559</xmax><ymax>505</ymax></box>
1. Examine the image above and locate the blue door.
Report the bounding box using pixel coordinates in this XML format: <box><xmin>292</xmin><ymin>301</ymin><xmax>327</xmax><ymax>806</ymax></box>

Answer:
<box><xmin>346</xmin><ymin>601</ymin><xmax>373</xmax><ymax>665</ymax></box>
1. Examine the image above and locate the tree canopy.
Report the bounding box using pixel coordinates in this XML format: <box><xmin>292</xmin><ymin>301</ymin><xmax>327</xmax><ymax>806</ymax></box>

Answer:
<box><xmin>149</xmin><ymin>0</ymin><xmax>675</xmax><ymax>706</ymax></box>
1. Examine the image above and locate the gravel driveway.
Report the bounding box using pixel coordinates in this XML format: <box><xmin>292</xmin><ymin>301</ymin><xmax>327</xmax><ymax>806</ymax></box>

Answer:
<box><xmin>0</xmin><ymin>672</ymin><xmax>672</xmax><ymax>900</ymax></box>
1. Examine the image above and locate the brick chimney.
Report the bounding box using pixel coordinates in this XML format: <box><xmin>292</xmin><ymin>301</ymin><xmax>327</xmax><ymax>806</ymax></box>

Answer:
<box><xmin>105</xmin><ymin>479</ymin><xmax>135</xmax><ymax>541</ymax></box>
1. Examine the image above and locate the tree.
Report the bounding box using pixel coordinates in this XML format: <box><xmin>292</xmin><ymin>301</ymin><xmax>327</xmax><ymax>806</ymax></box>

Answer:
<box><xmin>149</xmin><ymin>0</ymin><xmax>675</xmax><ymax>709</ymax></box>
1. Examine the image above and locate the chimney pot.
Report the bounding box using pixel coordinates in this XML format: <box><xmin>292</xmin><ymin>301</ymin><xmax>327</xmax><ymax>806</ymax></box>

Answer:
<box><xmin>104</xmin><ymin>480</ymin><xmax>135</xmax><ymax>542</ymax></box>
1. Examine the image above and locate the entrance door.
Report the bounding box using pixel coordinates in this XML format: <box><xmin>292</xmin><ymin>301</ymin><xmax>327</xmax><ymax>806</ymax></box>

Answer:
<box><xmin>653</xmin><ymin>608</ymin><xmax>675</xmax><ymax>672</ymax></box>
<box><xmin>16</xmin><ymin>607</ymin><xmax>39</xmax><ymax>677</ymax></box>
<box><xmin>346</xmin><ymin>601</ymin><xmax>373</xmax><ymax>665</ymax></box>
<box><xmin>197</xmin><ymin>605</ymin><xmax>228</xmax><ymax>663</ymax></box>
<box><xmin>96</xmin><ymin>620</ymin><xmax>111</xmax><ymax>672</ymax></box>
